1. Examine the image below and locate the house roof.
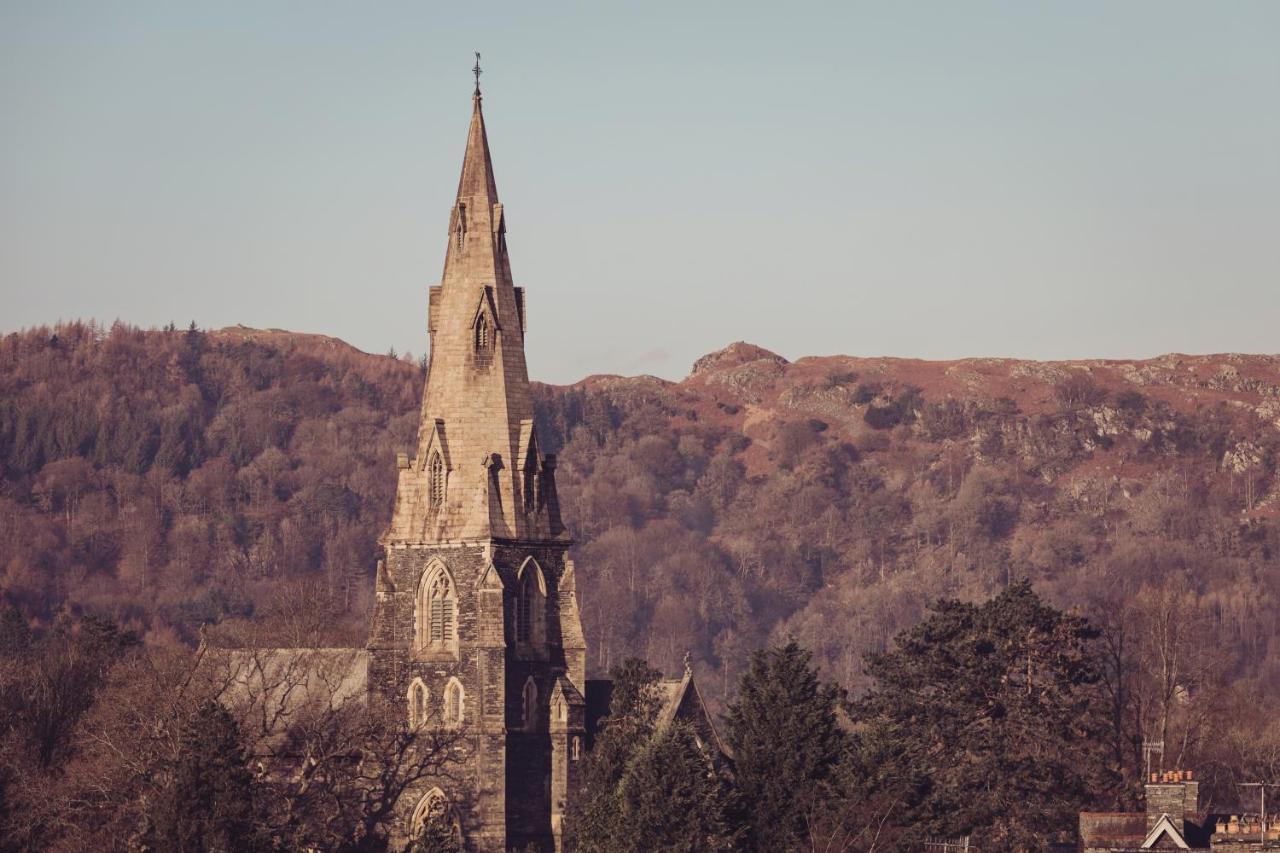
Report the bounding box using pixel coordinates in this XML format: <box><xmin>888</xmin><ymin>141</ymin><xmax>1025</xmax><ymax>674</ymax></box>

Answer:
<box><xmin>199</xmin><ymin>646</ymin><xmax>369</xmax><ymax>740</ymax></box>
<box><xmin>656</xmin><ymin>668</ymin><xmax>728</xmax><ymax>756</ymax></box>
<box><xmin>1141</xmin><ymin>813</ymin><xmax>1190</xmax><ymax>849</ymax></box>
<box><xmin>1079</xmin><ymin>812</ymin><xmax>1148</xmax><ymax>848</ymax></box>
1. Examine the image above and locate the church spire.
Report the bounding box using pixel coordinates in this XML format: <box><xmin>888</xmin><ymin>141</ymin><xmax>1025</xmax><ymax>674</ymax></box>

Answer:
<box><xmin>382</xmin><ymin>71</ymin><xmax>564</xmax><ymax>546</ymax></box>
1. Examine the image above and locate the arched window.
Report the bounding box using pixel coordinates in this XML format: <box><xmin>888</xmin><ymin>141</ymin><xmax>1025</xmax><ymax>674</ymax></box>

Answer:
<box><xmin>571</xmin><ymin>736</ymin><xmax>581</xmax><ymax>761</ymax></box>
<box><xmin>410</xmin><ymin>787</ymin><xmax>459</xmax><ymax>842</ymax></box>
<box><xmin>522</xmin><ymin>677</ymin><xmax>538</xmax><ymax>731</ymax></box>
<box><xmin>475</xmin><ymin>314</ymin><xmax>489</xmax><ymax>350</ymax></box>
<box><xmin>515</xmin><ymin>558</ymin><xmax>545</xmax><ymax>648</ymax></box>
<box><xmin>408</xmin><ymin>678</ymin><xmax>428</xmax><ymax>729</ymax></box>
<box><xmin>552</xmin><ymin>693</ymin><xmax>567</xmax><ymax>725</ymax></box>
<box><xmin>517</xmin><ymin>580</ymin><xmax>532</xmax><ymax>643</ymax></box>
<box><xmin>427</xmin><ymin>452</ymin><xmax>444</xmax><ymax>511</ymax></box>
<box><xmin>444</xmin><ymin>678</ymin><xmax>465</xmax><ymax>727</ymax></box>
<box><xmin>416</xmin><ymin>561</ymin><xmax>456</xmax><ymax>653</ymax></box>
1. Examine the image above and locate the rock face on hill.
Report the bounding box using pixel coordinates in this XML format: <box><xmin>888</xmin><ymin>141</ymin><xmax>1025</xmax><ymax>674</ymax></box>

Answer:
<box><xmin>690</xmin><ymin>342</ymin><xmax>789</xmax><ymax>377</ymax></box>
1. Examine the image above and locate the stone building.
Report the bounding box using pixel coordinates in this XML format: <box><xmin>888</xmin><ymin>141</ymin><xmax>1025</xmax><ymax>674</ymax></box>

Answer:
<box><xmin>207</xmin><ymin>77</ymin><xmax>723</xmax><ymax>853</ymax></box>
<box><xmin>363</xmin><ymin>80</ymin><xmax>587</xmax><ymax>852</ymax></box>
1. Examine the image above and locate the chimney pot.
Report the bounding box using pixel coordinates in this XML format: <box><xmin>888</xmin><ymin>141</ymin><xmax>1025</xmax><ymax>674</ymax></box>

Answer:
<box><xmin>1186</xmin><ymin>770</ymin><xmax>1193</xmax><ymax>780</ymax></box>
<box><xmin>1151</xmin><ymin>773</ymin><xmax>1159</xmax><ymax>783</ymax></box>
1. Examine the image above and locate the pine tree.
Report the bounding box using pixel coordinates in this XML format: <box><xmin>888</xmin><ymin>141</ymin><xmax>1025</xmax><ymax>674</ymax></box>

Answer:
<box><xmin>616</xmin><ymin>721</ymin><xmax>733</xmax><ymax>852</ymax></box>
<box><xmin>139</xmin><ymin>700</ymin><xmax>268</xmax><ymax>853</ymax></box>
<box><xmin>853</xmin><ymin>581</ymin><xmax>1115</xmax><ymax>849</ymax></box>
<box><xmin>563</xmin><ymin>658</ymin><xmax>664</xmax><ymax>852</ymax></box>
<box><xmin>725</xmin><ymin>640</ymin><xmax>847</xmax><ymax>852</ymax></box>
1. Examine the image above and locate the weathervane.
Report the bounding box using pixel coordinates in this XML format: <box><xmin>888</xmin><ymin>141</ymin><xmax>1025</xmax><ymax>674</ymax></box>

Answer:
<box><xmin>473</xmin><ymin>51</ymin><xmax>482</xmax><ymax>95</ymax></box>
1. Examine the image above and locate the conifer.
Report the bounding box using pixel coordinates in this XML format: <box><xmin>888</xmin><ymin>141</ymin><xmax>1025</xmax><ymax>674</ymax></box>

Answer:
<box><xmin>725</xmin><ymin>640</ymin><xmax>847</xmax><ymax>852</ymax></box>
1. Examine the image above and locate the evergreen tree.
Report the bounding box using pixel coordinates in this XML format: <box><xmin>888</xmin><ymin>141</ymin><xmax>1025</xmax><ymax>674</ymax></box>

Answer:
<box><xmin>563</xmin><ymin>658</ymin><xmax>664</xmax><ymax>852</ymax></box>
<box><xmin>853</xmin><ymin>581</ymin><xmax>1114</xmax><ymax>850</ymax></box>
<box><xmin>139</xmin><ymin>700</ymin><xmax>268</xmax><ymax>853</ymax></box>
<box><xmin>616</xmin><ymin>721</ymin><xmax>733</xmax><ymax>853</ymax></box>
<box><xmin>725</xmin><ymin>640</ymin><xmax>847</xmax><ymax>852</ymax></box>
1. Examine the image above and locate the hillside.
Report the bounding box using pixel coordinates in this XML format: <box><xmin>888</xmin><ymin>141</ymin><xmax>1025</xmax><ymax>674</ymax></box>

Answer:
<box><xmin>2</xmin><ymin>322</ymin><xmax>1278</xmax><ymax>712</ymax></box>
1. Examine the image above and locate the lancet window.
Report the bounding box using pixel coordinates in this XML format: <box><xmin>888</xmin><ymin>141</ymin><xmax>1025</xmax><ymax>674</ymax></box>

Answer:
<box><xmin>417</xmin><ymin>562</ymin><xmax>456</xmax><ymax>653</ymax></box>
<box><xmin>408</xmin><ymin>678</ymin><xmax>428</xmax><ymax>729</ymax></box>
<box><xmin>444</xmin><ymin>678</ymin><xmax>465</xmax><ymax>727</ymax></box>
<box><xmin>515</xmin><ymin>558</ymin><xmax>545</xmax><ymax>647</ymax></box>
<box><xmin>522</xmin><ymin>677</ymin><xmax>538</xmax><ymax>730</ymax></box>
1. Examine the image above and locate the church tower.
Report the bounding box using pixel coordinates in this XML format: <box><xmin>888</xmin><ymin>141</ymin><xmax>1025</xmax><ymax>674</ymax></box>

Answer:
<box><xmin>368</xmin><ymin>74</ymin><xmax>587</xmax><ymax>853</ymax></box>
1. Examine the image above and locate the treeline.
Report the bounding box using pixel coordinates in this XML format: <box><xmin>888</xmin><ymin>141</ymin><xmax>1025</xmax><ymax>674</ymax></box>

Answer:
<box><xmin>565</xmin><ymin>583</ymin><xmax>1279</xmax><ymax>851</ymax></box>
<box><xmin>5</xmin><ymin>585</ymin><xmax>1276</xmax><ymax>851</ymax></box>
<box><xmin>0</xmin><ymin>603</ymin><xmax>473</xmax><ymax>852</ymax></box>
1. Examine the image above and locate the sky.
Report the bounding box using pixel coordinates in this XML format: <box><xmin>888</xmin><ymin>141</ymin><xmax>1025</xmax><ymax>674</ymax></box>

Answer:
<box><xmin>3</xmin><ymin>2</ymin><xmax>1278</xmax><ymax>384</ymax></box>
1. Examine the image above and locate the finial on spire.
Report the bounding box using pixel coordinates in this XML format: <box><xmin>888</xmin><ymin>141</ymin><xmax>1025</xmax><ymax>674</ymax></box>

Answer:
<box><xmin>473</xmin><ymin>51</ymin><xmax>482</xmax><ymax>96</ymax></box>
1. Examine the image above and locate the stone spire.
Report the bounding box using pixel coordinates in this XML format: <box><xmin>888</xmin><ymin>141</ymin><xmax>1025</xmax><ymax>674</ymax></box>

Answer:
<box><xmin>455</xmin><ymin>91</ymin><xmax>499</xmax><ymax>204</ymax></box>
<box><xmin>383</xmin><ymin>83</ymin><xmax>564</xmax><ymax>546</ymax></box>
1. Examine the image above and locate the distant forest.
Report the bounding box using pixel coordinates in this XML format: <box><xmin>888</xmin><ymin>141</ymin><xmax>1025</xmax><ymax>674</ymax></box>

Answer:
<box><xmin>1</xmin><ymin>321</ymin><xmax>1278</xmax><ymax>802</ymax></box>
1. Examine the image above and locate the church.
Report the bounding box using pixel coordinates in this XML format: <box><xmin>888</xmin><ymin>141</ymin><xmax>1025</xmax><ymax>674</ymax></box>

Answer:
<box><xmin>365</xmin><ymin>72</ymin><xmax>585</xmax><ymax>852</ymax></box>
<box><xmin>206</xmin><ymin>71</ymin><xmax>722</xmax><ymax>853</ymax></box>
<box><xmin>360</xmin><ymin>74</ymin><xmax>720</xmax><ymax>851</ymax></box>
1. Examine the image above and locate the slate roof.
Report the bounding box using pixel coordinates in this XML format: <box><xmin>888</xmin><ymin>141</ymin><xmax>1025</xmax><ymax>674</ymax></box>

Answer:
<box><xmin>199</xmin><ymin>645</ymin><xmax>369</xmax><ymax>740</ymax></box>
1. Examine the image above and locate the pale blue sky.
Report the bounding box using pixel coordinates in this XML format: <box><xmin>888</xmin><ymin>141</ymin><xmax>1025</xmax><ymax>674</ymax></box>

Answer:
<box><xmin>3</xmin><ymin>2</ymin><xmax>1278</xmax><ymax>383</ymax></box>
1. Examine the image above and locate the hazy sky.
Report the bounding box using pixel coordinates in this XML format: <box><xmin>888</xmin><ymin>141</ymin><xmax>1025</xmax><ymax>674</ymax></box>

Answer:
<box><xmin>3</xmin><ymin>2</ymin><xmax>1278</xmax><ymax>383</ymax></box>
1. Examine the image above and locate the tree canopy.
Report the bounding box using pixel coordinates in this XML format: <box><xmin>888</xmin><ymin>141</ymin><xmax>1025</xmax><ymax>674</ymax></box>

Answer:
<box><xmin>852</xmin><ymin>581</ymin><xmax>1116</xmax><ymax>849</ymax></box>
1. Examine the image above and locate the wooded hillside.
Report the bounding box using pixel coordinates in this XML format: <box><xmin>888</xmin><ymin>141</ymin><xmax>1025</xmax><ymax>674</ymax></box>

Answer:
<box><xmin>2</xmin><ymin>323</ymin><xmax>1278</xmax><ymax>764</ymax></box>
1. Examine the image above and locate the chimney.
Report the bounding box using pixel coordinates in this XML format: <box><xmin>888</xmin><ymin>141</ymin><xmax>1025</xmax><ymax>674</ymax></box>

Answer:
<box><xmin>1144</xmin><ymin>769</ymin><xmax>1202</xmax><ymax>834</ymax></box>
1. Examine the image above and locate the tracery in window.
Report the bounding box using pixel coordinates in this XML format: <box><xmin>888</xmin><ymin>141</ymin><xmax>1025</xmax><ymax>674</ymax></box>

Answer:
<box><xmin>475</xmin><ymin>314</ymin><xmax>489</xmax><ymax>351</ymax></box>
<box><xmin>408</xmin><ymin>678</ymin><xmax>429</xmax><ymax>728</ymax></box>
<box><xmin>410</xmin><ymin>787</ymin><xmax>459</xmax><ymax>841</ymax></box>
<box><xmin>444</xmin><ymin>677</ymin><xmax>465</xmax><ymax>727</ymax></box>
<box><xmin>416</xmin><ymin>561</ymin><xmax>456</xmax><ymax>653</ymax></box>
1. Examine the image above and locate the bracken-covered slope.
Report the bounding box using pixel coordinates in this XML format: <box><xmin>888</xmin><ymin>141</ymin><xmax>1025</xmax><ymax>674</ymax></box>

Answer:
<box><xmin>2</xmin><ymin>323</ymin><xmax>1278</xmax><ymax>707</ymax></box>
<box><xmin>552</xmin><ymin>340</ymin><xmax>1280</xmax><ymax>693</ymax></box>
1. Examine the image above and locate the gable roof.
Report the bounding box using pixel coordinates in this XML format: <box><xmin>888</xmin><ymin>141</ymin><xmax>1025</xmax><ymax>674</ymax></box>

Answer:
<box><xmin>656</xmin><ymin>668</ymin><xmax>728</xmax><ymax>756</ymax></box>
<box><xmin>1141</xmin><ymin>813</ymin><xmax>1190</xmax><ymax>849</ymax></box>
<box><xmin>199</xmin><ymin>646</ymin><xmax>368</xmax><ymax>744</ymax></box>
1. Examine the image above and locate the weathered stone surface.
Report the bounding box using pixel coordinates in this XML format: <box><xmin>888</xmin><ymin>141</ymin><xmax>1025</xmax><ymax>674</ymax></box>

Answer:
<box><xmin>368</xmin><ymin>87</ymin><xmax>586</xmax><ymax>853</ymax></box>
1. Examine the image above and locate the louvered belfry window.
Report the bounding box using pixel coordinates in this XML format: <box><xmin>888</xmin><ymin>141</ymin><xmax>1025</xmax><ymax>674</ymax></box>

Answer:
<box><xmin>418</xmin><ymin>565</ymin><xmax>456</xmax><ymax>653</ymax></box>
<box><xmin>428</xmin><ymin>573</ymin><xmax>453</xmax><ymax>645</ymax></box>
<box><xmin>427</xmin><ymin>452</ymin><xmax>444</xmax><ymax>510</ymax></box>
